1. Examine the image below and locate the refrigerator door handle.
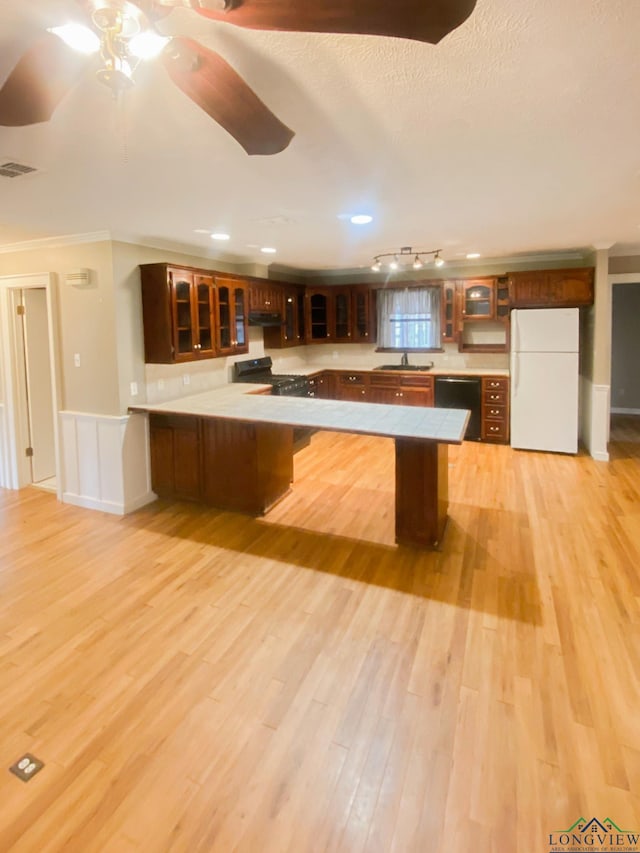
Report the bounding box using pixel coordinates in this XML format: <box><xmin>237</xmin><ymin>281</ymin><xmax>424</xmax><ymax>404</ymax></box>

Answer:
<box><xmin>512</xmin><ymin>310</ymin><xmax>519</xmax><ymax>355</ymax></box>
<box><xmin>513</xmin><ymin>352</ymin><xmax>519</xmax><ymax>394</ymax></box>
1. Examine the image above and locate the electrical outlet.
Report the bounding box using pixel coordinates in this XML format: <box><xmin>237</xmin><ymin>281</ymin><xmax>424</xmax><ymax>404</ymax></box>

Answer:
<box><xmin>157</xmin><ymin>379</ymin><xmax>164</xmax><ymax>390</ymax></box>
<box><xmin>73</xmin><ymin>353</ymin><xmax>81</xmax><ymax>367</ymax></box>
<box><xmin>182</xmin><ymin>374</ymin><xmax>191</xmax><ymax>386</ymax></box>
<box><xmin>130</xmin><ymin>382</ymin><xmax>138</xmax><ymax>397</ymax></box>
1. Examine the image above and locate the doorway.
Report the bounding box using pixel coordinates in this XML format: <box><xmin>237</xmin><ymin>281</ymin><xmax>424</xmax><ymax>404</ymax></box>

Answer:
<box><xmin>0</xmin><ymin>273</ymin><xmax>61</xmax><ymax>494</ymax></box>
<box><xmin>610</xmin><ymin>281</ymin><xmax>640</xmax><ymax>443</ymax></box>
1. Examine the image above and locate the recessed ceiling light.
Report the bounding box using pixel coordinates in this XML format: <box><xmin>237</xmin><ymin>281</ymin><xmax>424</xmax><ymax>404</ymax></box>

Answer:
<box><xmin>211</xmin><ymin>233</ymin><xmax>230</xmax><ymax>241</ymax></box>
<box><xmin>261</xmin><ymin>247</ymin><xmax>277</xmax><ymax>254</ymax></box>
<box><xmin>194</xmin><ymin>229</ymin><xmax>210</xmax><ymax>234</ymax></box>
<box><xmin>350</xmin><ymin>214</ymin><xmax>373</xmax><ymax>225</ymax></box>
<box><xmin>466</xmin><ymin>252</ymin><xmax>481</xmax><ymax>259</ymax></box>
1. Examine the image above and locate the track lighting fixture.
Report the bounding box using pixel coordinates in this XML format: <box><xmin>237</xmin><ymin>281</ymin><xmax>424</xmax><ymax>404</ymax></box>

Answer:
<box><xmin>371</xmin><ymin>246</ymin><xmax>444</xmax><ymax>273</ymax></box>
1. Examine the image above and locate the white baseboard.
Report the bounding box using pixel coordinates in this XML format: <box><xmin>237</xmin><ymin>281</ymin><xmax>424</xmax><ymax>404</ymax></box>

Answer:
<box><xmin>611</xmin><ymin>407</ymin><xmax>640</xmax><ymax>415</ymax></box>
<box><xmin>62</xmin><ymin>488</ymin><xmax>156</xmax><ymax>516</ymax></box>
<box><xmin>591</xmin><ymin>451</ymin><xmax>610</xmax><ymax>462</ymax></box>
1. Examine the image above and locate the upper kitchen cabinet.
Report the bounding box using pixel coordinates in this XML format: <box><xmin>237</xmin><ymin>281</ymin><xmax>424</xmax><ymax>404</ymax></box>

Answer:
<box><xmin>140</xmin><ymin>264</ymin><xmax>217</xmax><ymax>364</ymax></box>
<box><xmin>461</xmin><ymin>278</ymin><xmax>497</xmax><ymax>320</ymax></box>
<box><xmin>263</xmin><ymin>284</ymin><xmax>306</xmax><ymax>348</ymax></box>
<box><xmin>305</xmin><ymin>287</ymin><xmax>346</xmax><ymax>342</ymax></box>
<box><xmin>508</xmin><ymin>267</ymin><xmax>594</xmax><ymax>308</ymax></box>
<box><xmin>305</xmin><ymin>286</ymin><xmax>374</xmax><ymax>343</ymax></box>
<box><xmin>214</xmin><ymin>277</ymin><xmax>249</xmax><ymax>356</ymax></box>
<box><xmin>440</xmin><ymin>281</ymin><xmax>459</xmax><ymax>344</ymax></box>
<box><xmin>248</xmin><ymin>279</ymin><xmax>284</xmax><ymax>315</ymax></box>
<box><xmin>352</xmin><ymin>286</ymin><xmax>376</xmax><ymax>343</ymax></box>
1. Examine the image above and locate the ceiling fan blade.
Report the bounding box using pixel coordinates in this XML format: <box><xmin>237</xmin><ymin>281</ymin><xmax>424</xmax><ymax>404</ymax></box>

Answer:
<box><xmin>162</xmin><ymin>37</ymin><xmax>294</xmax><ymax>155</ymax></box>
<box><xmin>0</xmin><ymin>32</ymin><xmax>91</xmax><ymax>127</ymax></box>
<box><xmin>155</xmin><ymin>0</ymin><xmax>477</xmax><ymax>44</ymax></box>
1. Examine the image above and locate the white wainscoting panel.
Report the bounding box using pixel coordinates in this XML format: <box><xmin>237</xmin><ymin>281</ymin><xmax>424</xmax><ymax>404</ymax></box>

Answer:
<box><xmin>60</xmin><ymin>411</ymin><xmax>155</xmax><ymax>514</ymax></box>
<box><xmin>0</xmin><ymin>402</ymin><xmax>7</xmax><ymax>489</ymax></box>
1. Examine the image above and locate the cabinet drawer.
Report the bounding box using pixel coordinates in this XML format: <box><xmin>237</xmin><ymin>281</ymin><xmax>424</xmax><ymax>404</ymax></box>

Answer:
<box><xmin>338</xmin><ymin>373</ymin><xmax>366</xmax><ymax>386</ymax></box>
<box><xmin>484</xmin><ymin>389</ymin><xmax>507</xmax><ymax>405</ymax></box>
<box><xmin>483</xmin><ymin>403</ymin><xmax>507</xmax><ymax>421</ymax></box>
<box><xmin>482</xmin><ymin>420</ymin><xmax>508</xmax><ymax>441</ymax></box>
<box><xmin>483</xmin><ymin>377</ymin><xmax>508</xmax><ymax>392</ymax></box>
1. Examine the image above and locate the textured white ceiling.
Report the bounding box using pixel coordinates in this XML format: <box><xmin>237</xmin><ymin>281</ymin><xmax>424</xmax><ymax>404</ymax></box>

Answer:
<box><xmin>1</xmin><ymin>0</ymin><xmax>639</xmax><ymax>271</ymax></box>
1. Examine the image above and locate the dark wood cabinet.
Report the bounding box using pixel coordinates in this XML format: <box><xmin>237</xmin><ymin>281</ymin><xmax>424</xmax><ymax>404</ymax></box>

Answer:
<box><xmin>307</xmin><ymin>371</ymin><xmax>333</xmax><ymax>399</ymax></box>
<box><xmin>305</xmin><ymin>286</ymin><xmax>375</xmax><ymax>344</ymax></box>
<box><xmin>263</xmin><ymin>284</ymin><xmax>306</xmax><ymax>349</ymax></box>
<box><xmin>508</xmin><ymin>267</ymin><xmax>594</xmax><ymax>308</ymax></box>
<box><xmin>368</xmin><ymin>372</ymin><xmax>433</xmax><ymax>406</ymax></box>
<box><xmin>352</xmin><ymin>286</ymin><xmax>376</xmax><ymax>343</ymax></box>
<box><xmin>149</xmin><ymin>413</ymin><xmax>201</xmax><ymax>500</ymax></box>
<box><xmin>336</xmin><ymin>372</ymin><xmax>368</xmax><ymax>401</ymax></box>
<box><xmin>215</xmin><ymin>277</ymin><xmax>249</xmax><ymax>356</ymax></box>
<box><xmin>481</xmin><ymin>376</ymin><xmax>510</xmax><ymax>443</ymax></box>
<box><xmin>441</xmin><ymin>281</ymin><xmax>458</xmax><ymax>344</ymax></box>
<box><xmin>248</xmin><ymin>280</ymin><xmax>284</xmax><ymax>314</ymax></box>
<box><xmin>141</xmin><ymin>265</ymin><xmax>217</xmax><ymax>364</ymax></box>
<box><xmin>461</xmin><ymin>279</ymin><xmax>497</xmax><ymax>320</ymax></box>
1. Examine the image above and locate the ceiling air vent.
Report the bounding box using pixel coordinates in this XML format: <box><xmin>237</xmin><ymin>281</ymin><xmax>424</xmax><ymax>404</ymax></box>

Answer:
<box><xmin>0</xmin><ymin>161</ymin><xmax>37</xmax><ymax>179</ymax></box>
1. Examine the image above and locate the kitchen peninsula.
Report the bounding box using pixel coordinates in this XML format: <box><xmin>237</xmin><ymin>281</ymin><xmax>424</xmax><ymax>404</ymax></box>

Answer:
<box><xmin>130</xmin><ymin>387</ymin><xmax>469</xmax><ymax>548</ymax></box>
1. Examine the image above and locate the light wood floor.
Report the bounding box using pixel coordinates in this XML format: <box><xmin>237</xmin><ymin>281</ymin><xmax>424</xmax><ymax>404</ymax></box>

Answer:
<box><xmin>1</xmin><ymin>421</ymin><xmax>639</xmax><ymax>852</ymax></box>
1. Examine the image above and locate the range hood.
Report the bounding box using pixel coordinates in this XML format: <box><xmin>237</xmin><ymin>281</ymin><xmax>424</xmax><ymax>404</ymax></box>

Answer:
<box><xmin>248</xmin><ymin>310</ymin><xmax>283</xmax><ymax>327</ymax></box>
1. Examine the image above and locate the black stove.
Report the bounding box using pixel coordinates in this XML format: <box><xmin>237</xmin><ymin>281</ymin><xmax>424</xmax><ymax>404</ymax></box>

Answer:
<box><xmin>233</xmin><ymin>356</ymin><xmax>310</xmax><ymax>397</ymax></box>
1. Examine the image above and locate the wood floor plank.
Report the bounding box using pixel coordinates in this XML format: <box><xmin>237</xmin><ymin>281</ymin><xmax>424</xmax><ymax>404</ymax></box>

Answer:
<box><xmin>0</xmin><ymin>417</ymin><xmax>639</xmax><ymax>851</ymax></box>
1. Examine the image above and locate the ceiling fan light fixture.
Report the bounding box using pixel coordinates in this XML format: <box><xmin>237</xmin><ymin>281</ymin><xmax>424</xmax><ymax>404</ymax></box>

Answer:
<box><xmin>48</xmin><ymin>24</ymin><xmax>101</xmax><ymax>54</ymax></box>
<box><xmin>128</xmin><ymin>31</ymin><xmax>171</xmax><ymax>60</ymax></box>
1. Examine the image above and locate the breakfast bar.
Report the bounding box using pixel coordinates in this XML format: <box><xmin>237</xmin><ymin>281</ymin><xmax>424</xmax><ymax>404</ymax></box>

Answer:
<box><xmin>131</xmin><ymin>389</ymin><xmax>469</xmax><ymax>548</ymax></box>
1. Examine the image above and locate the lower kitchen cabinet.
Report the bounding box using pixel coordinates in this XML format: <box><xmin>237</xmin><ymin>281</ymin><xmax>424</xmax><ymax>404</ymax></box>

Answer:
<box><xmin>149</xmin><ymin>413</ymin><xmax>293</xmax><ymax>513</ymax></box>
<box><xmin>149</xmin><ymin>414</ymin><xmax>201</xmax><ymax>500</ymax></box>
<box><xmin>368</xmin><ymin>373</ymin><xmax>434</xmax><ymax>406</ymax></box>
<box><xmin>307</xmin><ymin>371</ymin><xmax>334</xmax><ymax>399</ymax></box>
<box><xmin>336</xmin><ymin>372</ymin><xmax>368</xmax><ymax>401</ymax></box>
<box><xmin>201</xmin><ymin>419</ymin><xmax>293</xmax><ymax>514</ymax></box>
<box><xmin>481</xmin><ymin>376</ymin><xmax>510</xmax><ymax>443</ymax></box>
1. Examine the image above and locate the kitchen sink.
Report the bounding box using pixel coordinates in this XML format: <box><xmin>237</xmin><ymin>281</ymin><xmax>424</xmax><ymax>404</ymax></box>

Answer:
<box><xmin>374</xmin><ymin>364</ymin><xmax>433</xmax><ymax>371</ymax></box>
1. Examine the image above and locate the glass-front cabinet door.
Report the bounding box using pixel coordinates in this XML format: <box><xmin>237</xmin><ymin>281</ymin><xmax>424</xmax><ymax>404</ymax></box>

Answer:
<box><xmin>462</xmin><ymin>279</ymin><xmax>496</xmax><ymax>320</ymax></box>
<box><xmin>215</xmin><ymin>277</ymin><xmax>248</xmax><ymax>355</ymax></box>
<box><xmin>333</xmin><ymin>289</ymin><xmax>352</xmax><ymax>342</ymax></box>
<box><xmin>307</xmin><ymin>290</ymin><xmax>330</xmax><ymax>340</ymax></box>
<box><xmin>233</xmin><ymin>282</ymin><xmax>248</xmax><ymax>353</ymax></box>
<box><xmin>352</xmin><ymin>286</ymin><xmax>373</xmax><ymax>343</ymax></box>
<box><xmin>194</xmin><ymin>274</ymin><xmax>216</xmax><ymax>357</ymax></box>
<box><xmin>170</xmin><ymin>270</ymin><xmax>195</xmax><ymax>361</ymax></box>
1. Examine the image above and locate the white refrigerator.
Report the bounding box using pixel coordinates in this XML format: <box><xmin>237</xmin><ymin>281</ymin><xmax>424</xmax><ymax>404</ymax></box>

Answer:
<box><xmin>510</xmin><ymin>307</ymin><xmax>579</xmax><ymax>453</ymax></box>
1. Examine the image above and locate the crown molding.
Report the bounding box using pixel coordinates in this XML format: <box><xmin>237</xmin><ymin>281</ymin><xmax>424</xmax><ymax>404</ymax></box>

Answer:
<box><xmin>0</xmin><ymin>230</ymin><xmax>112</xmax><ymax>254</ymax></box>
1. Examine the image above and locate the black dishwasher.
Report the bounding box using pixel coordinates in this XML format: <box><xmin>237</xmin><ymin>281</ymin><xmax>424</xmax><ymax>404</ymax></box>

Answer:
<box><xmin>434</xmin><ymin>376</ymin><xmax>482</xmax><ymax>441</ymax></box>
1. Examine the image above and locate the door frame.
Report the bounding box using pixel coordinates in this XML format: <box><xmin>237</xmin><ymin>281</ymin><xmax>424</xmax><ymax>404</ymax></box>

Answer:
<box><xmin>0</xmin><ymin>272</ymin><xmax>62</xmax><ymax>495</ymax></box>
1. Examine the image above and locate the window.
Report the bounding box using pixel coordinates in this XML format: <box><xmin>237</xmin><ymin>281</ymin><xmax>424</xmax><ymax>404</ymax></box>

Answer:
<box><xmin>376</xmin><ymin>286</ymin><xmax>441</xmax><ymax>350</ymax></box>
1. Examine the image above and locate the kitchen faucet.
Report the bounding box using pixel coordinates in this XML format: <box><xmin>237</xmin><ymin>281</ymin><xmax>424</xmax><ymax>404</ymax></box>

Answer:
<box><xmin>401</xmin><ymin>352</ymin><xmax>409</xmax><ymax>366</ymax></box>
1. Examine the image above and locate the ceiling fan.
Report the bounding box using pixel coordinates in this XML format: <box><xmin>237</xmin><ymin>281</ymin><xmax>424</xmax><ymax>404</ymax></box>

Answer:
<box><xmin>0</xmin><ymin>0</ymin><xmax>478</xmax><ymax>155</ymax></box>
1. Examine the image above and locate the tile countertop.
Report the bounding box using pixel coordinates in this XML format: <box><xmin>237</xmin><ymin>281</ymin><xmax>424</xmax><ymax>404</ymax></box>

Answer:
<box><xmin>130</xmin><ymin>385</ymin><xmax>470</xmax><ymax>444</ymax></box>
<box><xmin>296</xmin><ymin>364</ymin><xmax>510</xmax><ymax>377</ymax></box>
